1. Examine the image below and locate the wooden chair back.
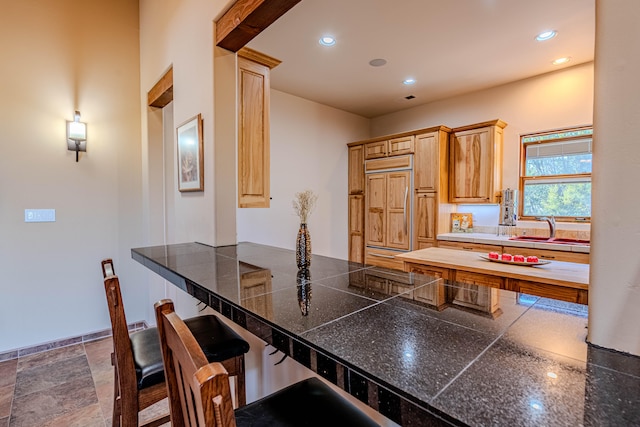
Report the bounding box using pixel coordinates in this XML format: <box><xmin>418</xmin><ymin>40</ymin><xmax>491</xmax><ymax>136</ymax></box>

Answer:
<box><xmin>103</xmin><ymin>275</ymin><xmax>140</xmax><ymax>421</ymax></box>
<box><xmin>155</xmin><ymin>299</ymin><xmax>236</xmax><ymax>427</ymax></box>
<box><xmin>101</xmin><ymin>258</ymin><xmax>115</xmax><ymax>278</ymax></box>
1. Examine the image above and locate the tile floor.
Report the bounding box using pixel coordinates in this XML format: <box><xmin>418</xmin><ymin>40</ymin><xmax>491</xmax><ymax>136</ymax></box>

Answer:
<box><xmin>0</xmin><ymin>337</ymin><xmax>169</xmax><ymax>427</ymax></box>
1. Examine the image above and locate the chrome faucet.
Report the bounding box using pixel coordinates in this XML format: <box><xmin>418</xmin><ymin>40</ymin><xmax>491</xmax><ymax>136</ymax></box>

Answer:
<box><xmin>536</xmin><ymin>216</ymin><xmax>556</xmax><ymax>238</ymax></box>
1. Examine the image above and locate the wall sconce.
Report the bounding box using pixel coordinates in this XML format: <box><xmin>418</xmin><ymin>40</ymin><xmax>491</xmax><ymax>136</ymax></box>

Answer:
<box><xmin>67</xmin><ymin>110</ymin><xmax>87</xmax><ymax>162</ymax></box>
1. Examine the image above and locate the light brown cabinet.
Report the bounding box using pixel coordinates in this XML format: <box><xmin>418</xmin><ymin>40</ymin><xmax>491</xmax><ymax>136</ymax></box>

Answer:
<box><xmin>502</xmin><ymin>247</ymin><xmax>589</xmax><ymax>264</ymax></box>
<box><xmin>348</xmin><ymin>195</ymin><xmax>365</xmax><ymax>263</ymax></box>
<box><xmin>405</xmin><ymin>263</ymin><xmax>448</xmax><ymax>309</ymax></box>
<box><xmin>388</xmin><ymin>136</ymin><xmax>414</xmax><ymax>156</ymax></box>
<box><xmin>237</xmin><ymin>49</ymin><xmax>280</xmax><ymax>208</ymax></box>
<box><xmin>438</xmin><ymin>240</ymin><xmax>590</xmax><ymax>264</ymax></box>
<box><xmin>415</xmin><ymin>131</ymin><xmax>448</xmax><ymax>192</ymax></box>
<box><xmin>437</xmin><ymin>241</ymin><xmax>503</xmax><ymax>253</ymax></box>
<box><xmin>364</xmin><ymin>140</ymin><xmax>388</xmax><ymax>159</ymax></box>
<box><xmin>349</xmin><ymin>126</ymin><xmax>450</xmax><ymax>267</ymax></box>
<box><xmin>505</xmin><ymin>278</ymin><xmax>588</xmax><ymax>305</ymax></box>
<box><xmin>348</xmin><ymin>144</ymin><xmax>365</xmax><ymax>263</ymax></box>
<box><xmin>414</xmin><ymin>192</ymin><xmax>436</xmax><ymax>249</ymax></box>
<box><xmin>348</xmin><ymin>145</ymin><xmax>365</xmax><ymax>194</ymax></box>
<box><xmin>449</xmin><ymin>120</ymin><xmax>506</xmax><ymax>203</ymax></box>
<box><xmin>365</xmin><ymin>170</ymin><xmax>411</xmax><ymax>250</ymax></box>
<box><xmin>364</xmin><ymin>136</ymin><xmax>414</xmax><ymax>160</ymax></box>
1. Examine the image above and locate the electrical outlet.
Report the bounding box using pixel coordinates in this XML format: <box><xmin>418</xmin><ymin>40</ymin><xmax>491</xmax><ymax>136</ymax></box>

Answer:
<box><xmin>24</xmin><ymin>209</ymin><xmax>56</xmax><ymax>223</ymax></box>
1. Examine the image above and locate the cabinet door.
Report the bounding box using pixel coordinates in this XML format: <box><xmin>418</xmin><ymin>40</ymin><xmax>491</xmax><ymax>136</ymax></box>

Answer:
<box><xmin>451</xmin><ymin>271</ymin><xmax>501</xmax><ymax>314</ymax></box>
<box><xmin>238</xmin><ymin>57</ymin><xmax>271</xmax><ymax>208</ymax></box>
<box><xmin>450</xmin><ymin>127</ymin><xmax>492</xmax><ymax>202</ymax></box>
<box><xmin>386</xmin><ymin>171</ymin><xmax>411</xmax><ymax>250</ymax></box>
<box><xmin>406</xmin><ymin>264</ymin><xmax>449</xmax><ymax>308</ymax></box>
<box><xmin>452</xmin><ymin>271</ymin><xmax>503</xmax><ymax>313</ymax></box>
<box><xmin>366</xmin><ymin>173</ymin><xmax>386</xmax><ymax>247</ymax></box>
<box><xmin>364</xmin><ymin>141</ymin><xmax>388</xmax><ymax>159</ymax></box>
<box><xmin>414</xmin><ymin>192</ymin><xmax>436</xmax><ymax>249</ymax></box>
<box><xmin>388</xmin><ymin>136</ymin><xmax>414</xmax><ymax>156</ymax></box>
<box><xmin>508</xmin><ymin>279</ymin><xmax>586</xmax><ymax>305</ymax></box>
<box><xmin>348</xmin><ymin>145</ymin><xmax>365</xmax><ymax>194</ymax></box>
<box><xmin>414</xmin><ymin>132</ymin><xmax>438</xmax><ymax>192</ymax></box>
<box><xmin>348</xmin><ymin>195</ymin><xmax>364</xmax><ymax>263</ymax></box>
<box><xmin>450</xmin><ymin>124</ymin><xmax>504</xmax><ymax>204</ymax></box>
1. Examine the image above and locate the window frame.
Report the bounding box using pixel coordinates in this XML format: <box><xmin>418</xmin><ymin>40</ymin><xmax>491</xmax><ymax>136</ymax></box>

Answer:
<box><xmin>518</xmin><ymin>125</ymin><xmax>593</xmax><ymax>222</ymax></box>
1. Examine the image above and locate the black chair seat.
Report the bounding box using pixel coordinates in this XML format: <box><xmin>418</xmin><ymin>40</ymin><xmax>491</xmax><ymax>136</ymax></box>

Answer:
<box><xmin>130</xmin><ymin>314</ymin><xmax>250</xmax><ymax>390</ymax></box>
<box><xmin>234</xmin><ymin>377</ymin><xmax>379</xmax><ymax>427</ymax></box>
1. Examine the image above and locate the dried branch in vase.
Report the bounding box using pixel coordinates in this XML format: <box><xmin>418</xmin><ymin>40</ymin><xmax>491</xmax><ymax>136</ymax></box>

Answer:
<box><xmin>292</xmin><ymin>190</ymin><xmax>318</xmax><ymax>224</ymax></box>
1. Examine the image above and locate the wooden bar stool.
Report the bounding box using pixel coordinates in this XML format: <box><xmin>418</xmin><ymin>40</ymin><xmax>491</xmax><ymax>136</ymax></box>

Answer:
<box><xmin>102</xmin><ymin>259</ymin><xmax>249</xmax><ymax>427</ymax></box>
<box><xmin>155</xmin><ymin>298</ymin><xmax>380</xmax><ymax>427</ymax></box>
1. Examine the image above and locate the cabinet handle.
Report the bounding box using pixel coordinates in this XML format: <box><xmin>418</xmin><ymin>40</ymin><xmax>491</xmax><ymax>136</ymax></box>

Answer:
<box><xmin>462</xmin><ymin>246</ymin><xmax>474</xmax><ymax>250</ymax></box>
<box><xmin>369</xmin><ymin>253</ymin><xmax>396</xmax><ymax>259</ymax></box>
<box><xmin>403</xmin><ymin>186</ymin><xmax>408</xmax><ymax>234</ymax></box>
<box><xmin>540</xmin><ymin>255</ymin><xmax>555</xmax><ymax>259</ymax></box>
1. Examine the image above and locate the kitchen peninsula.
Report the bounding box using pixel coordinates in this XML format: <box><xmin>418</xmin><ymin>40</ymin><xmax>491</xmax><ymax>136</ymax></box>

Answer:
<box><xmin>398</xmin><ymin>247</ymin><xmax>589</xmax><ymax>305</ymax></box>
<box><xmin>132</xmin><ymin>242</ymin><xmax>638</xmax><ymax>427</ymax></box>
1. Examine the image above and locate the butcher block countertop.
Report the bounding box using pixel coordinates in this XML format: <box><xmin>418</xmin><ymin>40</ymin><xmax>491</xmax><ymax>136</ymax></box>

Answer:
<box><xmin>397</xmin><ymin>247</ymin><xmax>589</xmax><ymax>290</ymax></box>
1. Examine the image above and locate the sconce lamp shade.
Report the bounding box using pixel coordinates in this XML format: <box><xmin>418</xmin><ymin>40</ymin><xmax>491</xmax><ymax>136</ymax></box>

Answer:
<box><xmin>67</xmin><ymin>110</ymin><xmax>87</xmax><ymax>161</ymax></box>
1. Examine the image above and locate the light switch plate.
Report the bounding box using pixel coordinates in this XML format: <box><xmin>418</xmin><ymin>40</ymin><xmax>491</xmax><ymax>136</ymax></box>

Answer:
<box><xmin>25</xmin><ymin>209</ymin><xmax>56</xmax><ymax>222</ymax></box>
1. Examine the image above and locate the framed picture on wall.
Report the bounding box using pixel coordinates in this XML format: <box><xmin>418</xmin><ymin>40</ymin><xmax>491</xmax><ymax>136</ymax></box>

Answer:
<box><xmin>176</xmin><ymin>114</ymin><xmax>204</xmax><ymax>192</ymax></box>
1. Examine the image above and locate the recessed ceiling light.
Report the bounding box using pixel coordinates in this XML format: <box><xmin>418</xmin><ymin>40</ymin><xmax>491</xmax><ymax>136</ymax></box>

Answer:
<box><xmin>536</xmin><ymin>30</ymin><xmax>557</xmax><ymax>41</ymax></box>
<box><xmin>403</xmin><ymin>78</ymin><xmax>416</xmax><ymax>85</ymax></box>
<box><xmin>319</xmin><ymin>36</ymin><xmax>336</xmax><ymax>46</ymax></box>
<box><xmin>369</xmin><ymin>58</ymin><xmax>387</xmax><ymax>67</ymax></box>
<box><xmin>552</xmin><ymin>56</ymin><xmax>571</xmax><ymax>65</ymax></box>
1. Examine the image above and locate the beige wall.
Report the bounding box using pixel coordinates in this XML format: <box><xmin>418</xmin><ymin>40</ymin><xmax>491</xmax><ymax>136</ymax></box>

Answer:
<box><xmin>236</xmin><ymin>90</ymin><xmax>370</xmax><ymax>259</ymax></box>
<box><xmin>588</xmin><ymin>0</ymin><xmax>640</xmax><ymax>355</ymax></box>
<box><xmin>372</xmin><ymin>62</ymin><xmax>594</xmax><ymax>211</ymax></box>
<box><xmin>0</xmin><ymin>0</ymin><xmax>143</xmax><ymax>352</ymax></box>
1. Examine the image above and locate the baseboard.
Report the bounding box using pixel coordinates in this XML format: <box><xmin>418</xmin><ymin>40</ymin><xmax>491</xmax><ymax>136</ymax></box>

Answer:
<box><xmin>0</xmin><ymin>321</ymin><xmax>149</xmax><ymax>362</ymax></box>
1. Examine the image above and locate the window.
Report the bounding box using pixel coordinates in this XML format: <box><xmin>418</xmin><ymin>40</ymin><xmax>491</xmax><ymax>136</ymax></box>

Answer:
<box><xmin>519</xmin><ymin>126</ymin><xmax>592</xmax><ymax>220</ymax></box>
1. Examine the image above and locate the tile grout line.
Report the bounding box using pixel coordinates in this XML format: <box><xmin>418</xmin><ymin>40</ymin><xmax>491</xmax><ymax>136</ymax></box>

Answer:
<box><xmin>428</xmin><ymin>302</ymin><xmax>537</xmax><ymax>403</ymax></box>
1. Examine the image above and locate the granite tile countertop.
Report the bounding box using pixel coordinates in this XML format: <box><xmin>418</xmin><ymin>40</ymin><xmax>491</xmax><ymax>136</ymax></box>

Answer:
<box><xmin>132</xmin><ymin>242</ymin><xmax>636</xmax><ymax>426</ymax></box>
<box><xmin>437</xmin><ymin>233</ymin><xmax>590</xmax><ymax>253</ymax></box>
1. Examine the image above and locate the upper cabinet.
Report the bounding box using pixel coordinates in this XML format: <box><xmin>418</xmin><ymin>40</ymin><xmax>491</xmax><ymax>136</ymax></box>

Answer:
<box><xmin>414</xmin><ymin>129</ymin><xmax>449</xmax><ymax>193</ymax></box>
<box><xmin>364</xmin><ymin>136</ymin><xmax>414</xmax><ymax>160</ymax></box>
<box><xmin>237</xmin><ymin>48</ymin><xmax>280</xmax><ymax>208</ymax></box>
<box><xmin>348</xmin><ymin>144</ymin><xmax>365</xmax><ymax>195</ymax></box>
<box><xmin>388</xmin><ymin>136</ymin><xmax>414</xmax><ymax>156</ymax></box>
<box><xmin>449</xmin><ymin>120</ymin><xmax>507</xmax><ymax>203</ymax></box>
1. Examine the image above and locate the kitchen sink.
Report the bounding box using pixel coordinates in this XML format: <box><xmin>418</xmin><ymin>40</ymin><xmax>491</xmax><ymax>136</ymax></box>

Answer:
<box><xmin>509</xmin><ymin>236</ymin><xmax>590</xmax><ymax>246</ymax></box>
<box><xmin>508</xmin><ymin>236</ymin><xmax>550</xmax><ymax>242</ymax></box>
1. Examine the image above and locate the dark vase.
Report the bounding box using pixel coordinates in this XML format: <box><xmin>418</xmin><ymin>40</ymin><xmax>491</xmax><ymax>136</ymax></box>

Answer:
<box><xmin>297</xmin><ymin>268</ymin><xmax>312</xmax><ymax>316</ymax></box>
<box><xmin>296</xmin><ymin>223</ymin><xmax>312</xmax><ymax>269</ymax></box>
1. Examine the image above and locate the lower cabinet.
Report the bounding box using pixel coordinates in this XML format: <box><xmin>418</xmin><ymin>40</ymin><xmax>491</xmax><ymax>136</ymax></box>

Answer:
<box><xmin>502</xmin><ymin>247</ymin><xmax>589</xmax><ymax>264</ymax></box>
<box><xmin>364</xmin><ymin>247</ymin><xmax>406</xmax><ymax>270</ymax></box>
<box><xmin>405</xmin><ymin>264</ymin><xmax>448</xmax><ymax>309</ymax></box>
<box><xmin>437</xmin><ymin>241</ymin><xmax>502</xmax><ymax>253</ymax></box>
<box><xmin>451</xmin><ymin>271</ymin><xmax>501</xmax><ymax>315</ymax></box>
<box><xmin>505</xmin><ymin>279</ymin><xmax>588</xmax><ymax>304</ymax></box>
<box><xmin>414</xmin><ymin>192</ymin><xmax>437</xmax><ymax>249</ymax></box>
<box><xmin>404</xmin><ymin>262</ymin><xmax>588</xmax><ymax>305</ymax></box>
<box><xmin>437</xmin><ymin>240</ymin><xmax>590</xmax><ymax>264</ymax></box>
<box><xmin>348</xmin><ymin>195</ymin><xmax>365</xmax><ymax>263</ymax></box>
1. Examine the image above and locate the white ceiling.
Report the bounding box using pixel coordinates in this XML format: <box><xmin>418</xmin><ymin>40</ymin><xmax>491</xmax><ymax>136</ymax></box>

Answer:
<box><xmin>247</xmin><ymin>0</ymin><xmax>595</xmax><ymax>118</ymax></box>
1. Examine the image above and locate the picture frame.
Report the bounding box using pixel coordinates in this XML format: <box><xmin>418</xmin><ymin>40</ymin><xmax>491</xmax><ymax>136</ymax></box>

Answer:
<box><xmin>451</xmin><ymin>212</ymin><xmax>473</xmax><ymax>233</ymax></box>
<box><xmin>176</xmin><ymin>114</ymin><xmax>204</xmax><ymax>192</ymax></box>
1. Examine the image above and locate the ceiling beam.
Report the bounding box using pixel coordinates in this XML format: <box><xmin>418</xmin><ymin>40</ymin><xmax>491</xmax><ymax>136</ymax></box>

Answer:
<box><xmin>147</xmin><ymin>67</ymin><xmax>173</xmax><ymax>108</ymax></box>
<box><xmin>215</xmin><ymin>0</ymin><xmax>301</xmax><ymax>52</ymax></box>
